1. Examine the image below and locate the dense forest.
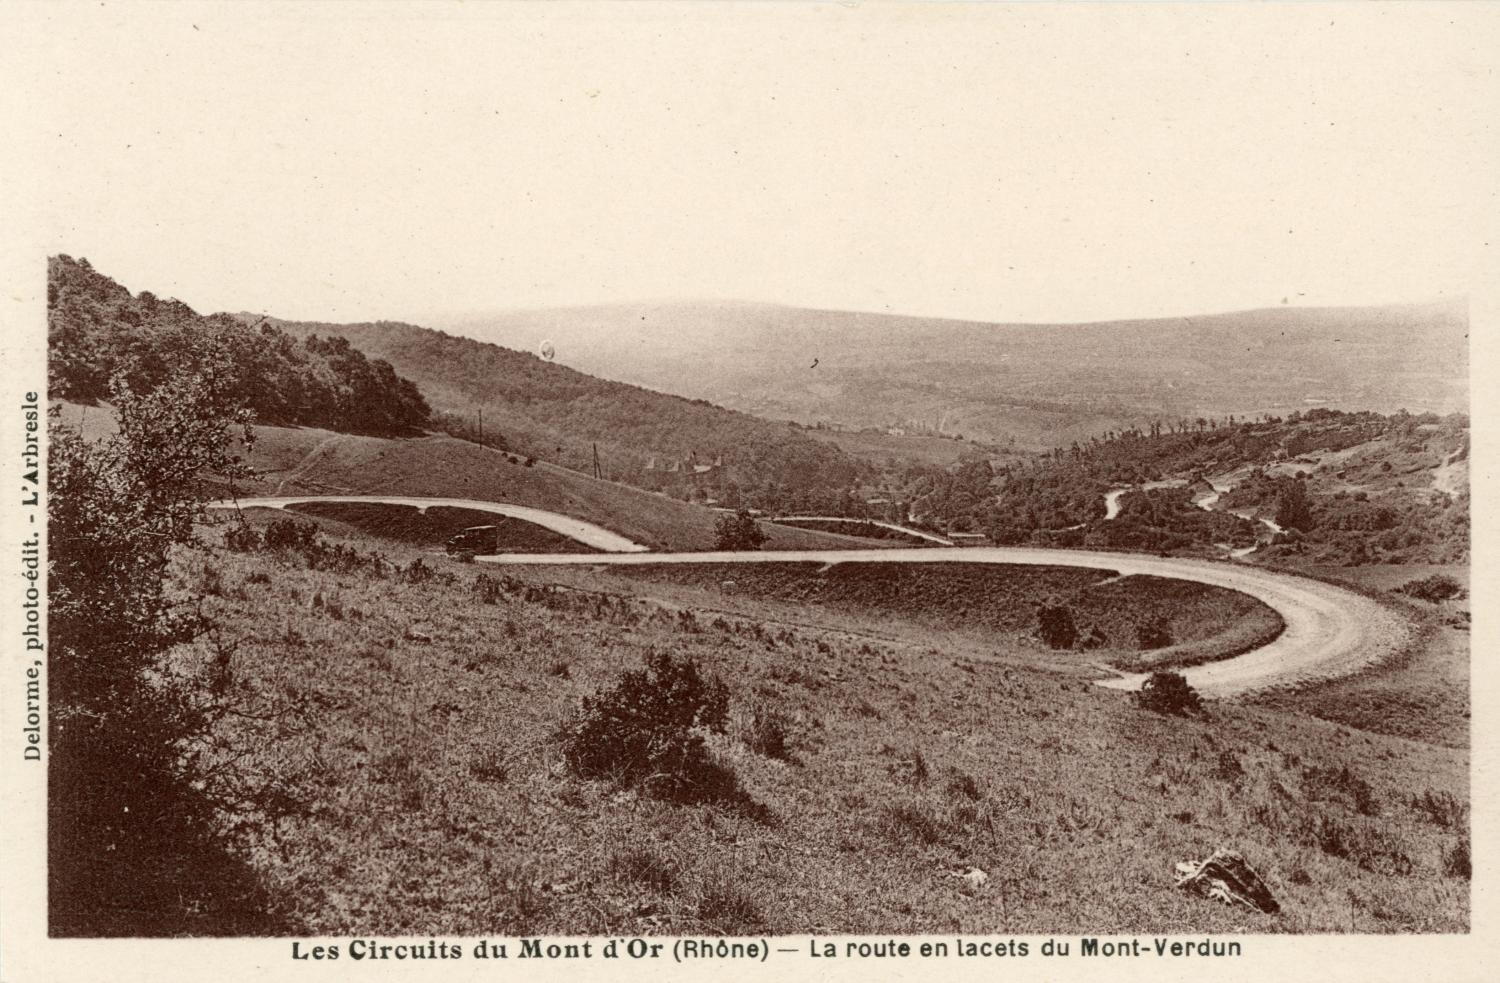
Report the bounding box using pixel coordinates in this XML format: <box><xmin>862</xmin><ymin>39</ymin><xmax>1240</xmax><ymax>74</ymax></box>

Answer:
<box><xmin>253</xmin><ymin>317</ymin><xmax>871</xmax><ymax>508</ymax></box>
<box><xmin>48</xmin><ymin>257</ymin><xmax>430</xmax><ymax>434</ymax></box>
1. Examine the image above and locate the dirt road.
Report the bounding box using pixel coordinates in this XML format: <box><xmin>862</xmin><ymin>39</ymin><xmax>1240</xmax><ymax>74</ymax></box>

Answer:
<box><xmin>479</xmin><ymin>545</ymin><xmax>1409</xmax><ymax>699</ymax></box>
<box><xmin>213</xmin><ymin>494</ymin><xmax>1409</xmax><ymax>699</ymax></box>
<box><xmin>772</xmin><ymin>516</ymin><xmax>953</xmax><ymax>545</ymax></box>
<box><xmin>210</xmin><ymin>495</ymin><xmax>651</xmax><ymax>553</ymax></box>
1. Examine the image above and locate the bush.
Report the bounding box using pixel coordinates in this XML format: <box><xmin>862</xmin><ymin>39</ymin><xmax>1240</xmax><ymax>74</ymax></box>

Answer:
<box><xmin>1411</xmin><ymin>789</ymin><xmax>1468</xmax><ymax>828</ymax></box>
<box><xmin>1136</xmin><ymin>670</ymin><xmax>1205</xmax><ymax>717</ymax></box>
<box><xmin>558</xmin><ymin>651</ymin><xmax>732</xmax><ymax>801</ymax></box>
<box><xmin>1397</xmin><ymin>574</ymin><xmax>1465</xmax><ymax>603</ymax></box>
<box><xmin>222</xmin><ymin>522</ymin><xmax>261</xmax><ymax>553</ymax></box>
<box><xmin>1135</xmin><ymin>616</ymin><xmax>1173</xmax><ymax>650</ymax></box>
<box><xmin>1036</xmin><ymin>600</ymin><xmax>1078</xmax><ymax>649</ymax></box>
<box><xmin>714</xmin><ymin>509</ymin><xmax>767</xmax><ymax>551</ymax></box>
<box><xmin>262</xmin><ymin>517</ymin><xmax>319</xmax><ymax>552</ymax></box>
<box><xmin>1444</xmin><ymin>837</ymin><xmax>1472</xmax><ymax>880</ymax></box>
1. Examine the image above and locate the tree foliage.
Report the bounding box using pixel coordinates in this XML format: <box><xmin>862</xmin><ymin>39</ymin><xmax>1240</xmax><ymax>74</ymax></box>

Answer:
<box><xmin>48</xmin><ymin>255</ymin><xmax>429</xmax><ymax>434</ymax></box>
<box><xmin>969</xmin><ymin>409</ymin><xmax>1468</xmax><ymax>563</ymax></box>
<box><xmin>714</xmin><ymin>509</ymin><xmax>768</xmax><ymax>551</ymax></box>
<box><xmin>49</xmin><ymin>368</ymin><xmax>277</xmax><ymax>935</ymax></box>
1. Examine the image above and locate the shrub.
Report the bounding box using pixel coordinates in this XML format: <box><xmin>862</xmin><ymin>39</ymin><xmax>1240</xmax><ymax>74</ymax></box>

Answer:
<box><xmin>473</xmin><ymin>574</ymin><xmax>503</xmax><ymax>605</ymax></box>
<box><xmin>714</xmin><ymin>509</ymin><xmax>767</xmax><ymax>551</ymax></box>
<box><xmin>1302</xmin><ymin>763</ymin><xmax>1380</xmax><ymax>816</ymax></box>
<box><xmin>223</xmin><ymin>522</ymin><xmax>261</xmax><ymax>553</ymax></box>
<box><xmin>1312</xmin><ymin>815</ymin><xmax>1351</xmax><ymax>859</ymax></box>
<box><xmin>946</xmin><ymin>768</ymin><xmax>983</xmax><ymax>801</ymax></box>
<box><xmin>882</xmin><ymin>801</ymin><xmax>947</xmax><ymax>846</ymax></box>
<box><xmin>1397</xmin><ymin>574</ymin><xmax>1465</xmax><ymax>603</ymax></box>
<box><xmin>557</xmin><ymin>651</ymin><xmax>731</xmax><ymax>801</ymax></box>
<box><xmin>1411</xmin><ymin>789</ymin><xmax>1468</xmax><ymax>828</ymax></box>
<box><xmin>262</xmin><ymin>517</ymin><xmax>319</xmax><ymax>552</ymax></box>
<box><xmin>1136</xmin><ymin>670</ymin><xmax>1205</xmax><ymax>717</ymax></box>
<box><xmin>1135</xmin><ymin>616</ymin><xmax>1174</xmax><ymax>650</ymax></box>
<box><xmin>1444</xmin><ymin>837</ymin><xmax>1472</xmax><ymax>880</ymax></box>
<box><xmin>890</xmin><ymin>748</ymin><xmax>929</xmax><ymax>786</ymax></box>
<box><xmin>1036</xmin><ymin>600</ymin><xmax>1078</xmax><ymax>649</ymax></box>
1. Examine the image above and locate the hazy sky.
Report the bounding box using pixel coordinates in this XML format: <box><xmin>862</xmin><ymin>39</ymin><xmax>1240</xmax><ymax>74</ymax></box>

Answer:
<box><xmin>9</xmin><ymin>2</ymin><xmax>1498</xmax><ymax>325</ymax></box>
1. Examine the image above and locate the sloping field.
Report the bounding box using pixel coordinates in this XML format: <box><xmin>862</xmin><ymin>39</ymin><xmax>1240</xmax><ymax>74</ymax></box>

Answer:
<box><xmin>234</xmin><ymin>424</ymin><xmax>891</xmax><ymax>553</ymax></box>
<box><xmin>225</xmin><ymin>497</ymin><xmax>642</xmax><ymax>553</ymax></box>
<box><xmin>180</xmin><ymin>527</ymin><xmax>1468</xmax><ymax>936</ymax></box>
<box><xmin>255</xmin><ymin>502</ymin><xmax>600</xmax><ymax>555</ymax></box>
<box><xmin>54</xmin><ymin>402</ymin><xmax>885</xmax><ymax>555</ymax></box>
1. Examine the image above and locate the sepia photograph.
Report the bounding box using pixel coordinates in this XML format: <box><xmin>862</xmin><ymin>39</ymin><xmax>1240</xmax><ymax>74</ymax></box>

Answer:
<box><xmin>3</xmin><ymin>1</ymin><xmax>1498</xmax><ymax>979</ymax></box>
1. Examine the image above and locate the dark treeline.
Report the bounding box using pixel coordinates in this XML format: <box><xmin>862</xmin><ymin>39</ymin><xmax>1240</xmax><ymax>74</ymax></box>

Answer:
<box><xmin>48</xmin><ymin>256</ymin><xmax>430</xmax><ymax>434</ymax></box>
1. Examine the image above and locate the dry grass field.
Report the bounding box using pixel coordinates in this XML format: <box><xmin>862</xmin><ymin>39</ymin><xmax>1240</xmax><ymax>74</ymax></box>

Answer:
<box><xmin>178</xmin><ymin>517</ymin><xmax>1468</xmax><ymax>936</ymax></box>
<box><xmin>1248</xmin><ymin>564</ymin><xmax>1469</xmax><ymax>749</ymax></box>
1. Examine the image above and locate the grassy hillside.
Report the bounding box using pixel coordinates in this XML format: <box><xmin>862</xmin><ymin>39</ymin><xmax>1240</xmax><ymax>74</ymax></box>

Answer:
<box><xmin>439</xmin><ymin>299</ymin><xmax>1467</xmax><ymax>450</ymax></box>
<box><xmin>175</xmin><ymin>520</ymin><xmax>1467</xmax><ymax>935</ymax></box>
<box><xmin>242</xmin><ymin>418</ymin><xmax>895</xmax><ymax>554</ymax></box>
<box><xmin>250</xmin><ymin>315</ymin><xmax>871</xmax><ymax>510</ymax></box>
<box><xmin>58</xmin><ymin>400</ymin><xmax>882</xmax><ymax>554</ymax></box>
<box><xmin>1248</xmin><ymin>564</ymin><xmax>1470</xmax><ymax>749</ymax></box>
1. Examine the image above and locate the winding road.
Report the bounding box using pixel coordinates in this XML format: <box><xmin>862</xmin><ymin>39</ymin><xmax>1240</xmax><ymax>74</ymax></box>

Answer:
<box><xmin>209</xmin><ymin>495</ymin><xmax>651</xmax><ymax>553</ymax></box>
<box><xmin>1104</xmin><ymin>475</ymin><xmax>1283</xmax><ymax>556</ymax></box>
<box><xmin>212</xmin><ymin>495</ymin><xmax>1409</xmax><ymax>699</ymax></box>
<box><xmin>477</xmin><ymin>545</ymin><xmax>1408</xmax><ymax>699</ymax></box>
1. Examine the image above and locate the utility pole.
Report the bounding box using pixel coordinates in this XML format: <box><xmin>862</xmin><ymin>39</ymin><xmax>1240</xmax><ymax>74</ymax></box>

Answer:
<box><xmin>478</xmin><ymin>407</ymin><xmax>484</xmax><ymax>444</ymax></box>
<box><xmin>592</xmin><ymin>442</ymin><xmax>602</xmax><ymax>480</ymax></box>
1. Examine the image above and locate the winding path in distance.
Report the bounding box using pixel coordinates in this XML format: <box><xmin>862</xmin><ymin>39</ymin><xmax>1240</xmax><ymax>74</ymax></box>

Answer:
<box><xmin>211</xmin><ymin>495</ymin><xmax>1409</xmax><ymax>699</ymax></box>
<box><xmin>1104</xmin><ymin>475</ymin><xmax>1283</xmax><ymax>556</ymax></box>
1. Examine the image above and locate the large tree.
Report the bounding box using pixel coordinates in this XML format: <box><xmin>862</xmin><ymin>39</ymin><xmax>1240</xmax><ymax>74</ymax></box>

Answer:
<box><xmin>49</xmin><ymin>364</ymin><xmax>275</xmax><ymax>935</ymax></box>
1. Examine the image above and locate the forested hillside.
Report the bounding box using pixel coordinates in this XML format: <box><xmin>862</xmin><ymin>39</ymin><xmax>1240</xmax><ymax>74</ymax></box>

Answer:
<box><xmin>252</xmin><ymin>316</ymin><xmax>870</xmax><ymax>508</ymax></box>
<box><xmin>900</xmin><ymin>408</ymin><xmax>1468</xmax><ymax>566</ymax></box>
<box><xmin>48</xmin><ymin>257</ymin><xmax>430</xmax><ymax>434</ymax></box>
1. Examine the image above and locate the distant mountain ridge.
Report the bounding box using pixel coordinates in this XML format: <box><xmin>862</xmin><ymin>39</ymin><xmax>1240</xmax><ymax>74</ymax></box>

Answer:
<box><xmin>437</xmin><ymin>298</ymin><xmax>1468</xmax><ymax>450</ymax></box>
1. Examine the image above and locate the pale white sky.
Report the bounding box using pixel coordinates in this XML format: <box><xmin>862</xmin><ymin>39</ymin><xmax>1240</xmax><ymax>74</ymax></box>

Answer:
<box><xmin>8</xmin><ymin>1</ymin><xmax>1498</xmax><ymax>325</ymax></box>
